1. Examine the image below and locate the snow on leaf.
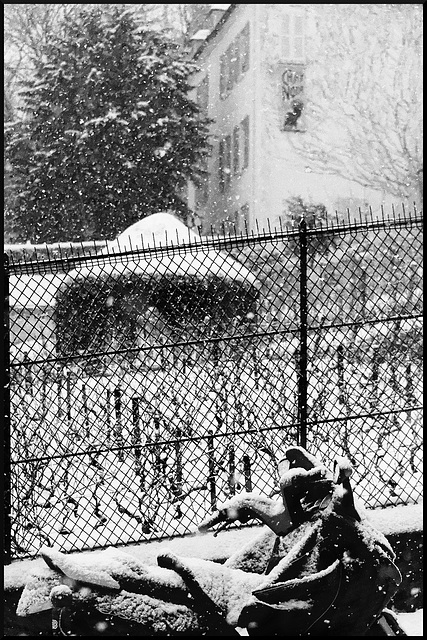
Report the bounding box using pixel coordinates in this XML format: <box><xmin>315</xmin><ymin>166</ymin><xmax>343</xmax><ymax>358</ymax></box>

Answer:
<box><xmin>85</xmin><ymin>68</ymin><xmax>101</xmax><ymax>84</ymax></box>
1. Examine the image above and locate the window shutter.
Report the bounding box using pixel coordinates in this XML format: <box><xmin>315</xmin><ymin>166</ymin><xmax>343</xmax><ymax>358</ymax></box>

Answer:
<box><xmin>242</xmin><ymin>116</ymin><xmax>250</xmax><ymax>169</ymax></box>
<box><xmin>197</xmin><ymin>154</ymin><xmax>209</xmax><ymax>205</ymax></box>
<box><xmin>282</xmin><ymin>13</ymin><xmax>304</xmax><ymax>60</ymax></box>
<box><xmin>220</xmin><ymin>23</ymin><xmax>250</xmax><ymax>100</ymax></box>
<box><xmin>220</xmin><ymin>55</ymin><xmax>226</xmax><ymax>100</ymax></box>
<box><xmin>282</xmin><ymin>14</ymin><xmax>291</xmax><ymax>59</ymax></box>
<box><xmin>224</xmin><ymin>134</ymin><xmax>232</xmax><ymax>189</ymax></box>
<box><xmin>293</xmin><ymin>15</ymin><xmax>304</xmax><ymax>59</ymax></box>
<box><xmin>197</xmin><ymin>75</ymin><xmax>209</xmax><ymax>112</ymax></box>
<box><xmin>226</xmin><ymin>44</ymin><xmax>233</xmax><ymax>94</ymax></box>
<box><xmin>219</xmin><ymin>139</ymin><xmax>225</xmax><ymax>191</ymax></box>
<box><xmin>233</xmin><ymin>125</ymin><xmax>240</xmax><ymax>174</ymax></box>
<box><xmin>230</xmin><ymin>39</ymin><xmax>239</xmax><ymax>87</ymax></box>
<box><xmin>241</xmin><ymin>23</ymin><xmax>250</xmax><ymax>74</ymax></box>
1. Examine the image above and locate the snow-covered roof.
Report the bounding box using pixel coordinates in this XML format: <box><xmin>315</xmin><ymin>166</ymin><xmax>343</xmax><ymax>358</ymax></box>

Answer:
<box><xmin>190</xmin><ymin>29</ymin><xmax>211</xmax><ymax>41</ymax></box>
<box><xmin>210</xmin><ymin>4</ymin><xmax>231</xmax><ymax>12</ymax></box>
<box><xmin>77</xmin><ymin>211</ymin><xmax>261</xmax><ymax>289</ymax></box>
<box><xmin>104</xmin><ymin>212</ymin><xmax>199</xmax><ymax>250</ymax></box>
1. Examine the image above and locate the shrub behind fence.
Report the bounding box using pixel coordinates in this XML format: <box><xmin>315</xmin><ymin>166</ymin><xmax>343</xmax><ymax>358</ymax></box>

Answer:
<box><xmin>3</xmin><ymin>205</ymin><xmax>423</xmax><ymax>562</ymax></box>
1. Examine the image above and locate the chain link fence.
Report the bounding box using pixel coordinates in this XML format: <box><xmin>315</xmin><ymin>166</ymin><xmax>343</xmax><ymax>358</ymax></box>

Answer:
<box><xmin>3</xmin><ymin>206</ymin><xmax>423</xmax><ymax>562</ymax></box>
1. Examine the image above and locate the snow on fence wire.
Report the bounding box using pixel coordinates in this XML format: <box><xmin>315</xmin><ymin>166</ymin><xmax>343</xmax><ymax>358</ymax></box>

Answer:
<box><xmin>3</xmin><ymin>205</ymin><xmax>423</xmax><ymax>563</ymax></box>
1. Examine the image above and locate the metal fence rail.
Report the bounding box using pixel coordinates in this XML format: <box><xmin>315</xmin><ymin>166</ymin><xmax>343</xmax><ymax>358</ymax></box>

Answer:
<box><xmin>3</xmin><ymin>205</ymin><xmax>423</xmax><ymax>563</ymax></box>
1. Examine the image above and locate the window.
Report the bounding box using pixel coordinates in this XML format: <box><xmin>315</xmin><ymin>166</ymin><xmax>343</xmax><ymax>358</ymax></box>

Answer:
<box><xmin>219</xmin><ymin>55</ymin><xmax>228</xmax><ymax>100</ymax></box>
<box><xmin>219</xmin><ymin>139</ymin><xmax>225</xmax><ymax>190</ymax></box>
<box><xmin>197</xmin><ymin>156</ymin><xmax>209</xmax><ymax>206</ymax></box>
<box><xmin>220</xmin><ymin>22</ymin><xmax>250</xmax><ymax>100</ymax></box>
<box><xmin>219</xmin><ymin>135</ymin><xmax>232</xmax><ymax>192</ymax></box>
<box><xmin>225</xmin><ymin>44</ymin><xmax>234</xmax><ymax>94</ymax></box>
<box><xmin>281</xmin><ymin>65</ymin><xmax>304</xmax><ymax>131</ymax></box>
<box><xmin>241</xmin><ymin>115</ymin><xmax>249</xmax><ymax>169</ymax></box>
<box><xmin>232</xmin><ymin>116</ymin><xmax>249</xmax><ymax>177</ymax></box>
<box><xmin>282</xmin><ymin>13</ymin><xmax>305</xmax><ymax>61</ymax></box>
<box><xmin>240</xmin><ymin>23</ymin><xmax>250</xmax><ymax>74</ymax></box>
<box><xmin>197</xmin><ymin>75</ymin><xmax>209</xmax><ymax>113</ymax></box>
<box><xmin>230</xmin><ymin>39</ymin><xmax>240</xmax><ymax>88</ymax></box>
<box><xmin>293</xmin><ymin>16</ymin><xmax>304</xmax><ymax>59</ymax></box>
<box><xmin>219</xmin><ymin>116</ymin><xmax>249</xmax><ymax>190</ymax></box>
<box><xmin>233</xmin><ymin>125</ymin><xmax>240</xmax><ymax>174</ymax></box>
<box><xmin>224</xmin><ymin>135</ymin><xmax>231</xmax><ymax>189</ymax></box>
<box><xmin>283</xmin><ymin>15</ymin><xmax>291</xmax><ymax>59</ymax></box>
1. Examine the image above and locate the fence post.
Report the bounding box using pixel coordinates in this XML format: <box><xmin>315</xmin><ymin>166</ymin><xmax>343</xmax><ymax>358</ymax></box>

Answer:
<box><xmin>132</xmin><ymin>397</ymin><xmax>144</xmax><ymax>488</ymax></box>
<box><xmin>389</xmin><ymin>362</ymin><xmax>399</xmax><ymax>430</ymax></box>
<box><xmin>337</xmin><ymin>345</ymin><xmax>345</xmax><ymax>404</ymax></box>
<box><xmin>23</xmin><ymin>351</ymin><xmax>33</xmax><ymax>397</ymax></box>
<box><xmin>40</xmin><ymin>366</ymin><xmax>48</xmax><ymax>419</ymax></box>
<box><xmin>298</xmin><ymin>217</ymin><xmax>308</xmax><ymax>449</ymax></box>
<box><xmin>370</xmin><ymin>346</ymin><xmax>380</xmax><ymax>412</ymax></box>
<box><xmin>228</xmin><ymin>446</ymin><xmax>236</xmax><ymax>496</ymax></box>
<box><xmin>82</xmin><ymin>382</ymin><xmax>89</xmax><ymax>437</ymax></box>
<box><xmin>66</xmin><ymin>369</ymin><xmax>72</xmax><ymax>422</ymax></box>
<box><xmin>154</xmin><ymin>411</ymin><xmax>161</xmax><ymax>474</ymax></box>
<box><xmin>405</xmin><ymin>362</ymin><xmax>415</xmax><ymax>423</ymax></box>
<box><xmin>207</xmin><ymin>431</ymin><xmax>217</xmax><ymax>511</ymax></box>
<box><xmin>114</xmin><ymin>386</ymin><xmax>124</xmax><ymax>460</ymax></box>
<box><xmin>175</xmin><ymin>425</ymin><xmax>183</xmax><ymax>496</ymax></box>
<box><xmin>106</xmin><ymin>388</ymin><xmax>111</xmax><ymax>442</ymax></box>
<box><xmin>3</xmin><ymin>255</ymin><xmax>11</xmax><ymax>564</ymax></box>
<box><xmin>57</xmin><ymin>368</ymin><xmax>63</xmax><ymax>418</ymax></box>
<box><xmin>242</xmin><ymin>454</ymin><xmax>252</xmax><ymax>492</ymax></box>
<box><xmin>251</xmin><ymin>345</ymin><xmax>260</xmax><ymax>389</ymax></box>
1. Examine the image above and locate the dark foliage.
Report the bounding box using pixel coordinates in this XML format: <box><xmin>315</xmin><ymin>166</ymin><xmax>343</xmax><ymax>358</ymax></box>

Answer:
<box><xmin>55</xmin><ymin>271</ymin><xmax>259</xmax><ymax>364</ymax></box>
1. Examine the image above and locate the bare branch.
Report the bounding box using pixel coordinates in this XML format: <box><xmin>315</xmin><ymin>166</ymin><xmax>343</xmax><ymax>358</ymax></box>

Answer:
<box><xmin>288</xmin><ymin>4</ymin><xmax>423</xmax><ymax>202</ymax></box>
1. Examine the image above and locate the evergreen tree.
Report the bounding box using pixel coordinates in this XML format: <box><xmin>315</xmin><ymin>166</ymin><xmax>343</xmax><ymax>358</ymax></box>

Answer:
<box><xmin>5</xmin><ymin>6</ymin><xmax>211</xmax><ymax>242</ymax></box>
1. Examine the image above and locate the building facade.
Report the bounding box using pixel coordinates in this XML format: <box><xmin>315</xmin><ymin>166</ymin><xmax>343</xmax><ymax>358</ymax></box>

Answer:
<box><xmin>188</xmin><ymin>4</ymin><xmax>422</xmax><ymax>233</ymax></box>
